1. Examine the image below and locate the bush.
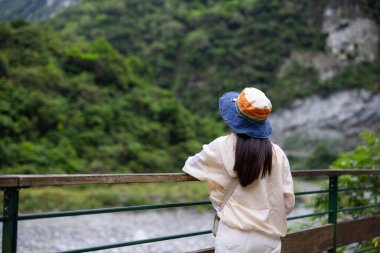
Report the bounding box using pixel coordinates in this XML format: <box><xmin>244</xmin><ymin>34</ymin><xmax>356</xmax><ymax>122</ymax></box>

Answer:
<box><xmin>311</xmin><ymin>132</ymin><xmax>380</xmax><ymax>252</ymax></box>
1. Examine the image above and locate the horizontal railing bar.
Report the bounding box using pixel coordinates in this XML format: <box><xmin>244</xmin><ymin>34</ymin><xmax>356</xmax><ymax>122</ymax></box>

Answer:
<box><xmin>8</xmin><ymin>192</ymin><xmax>377</xmax><ymax>222</ymax></box>
<box><xmin>338</xmin><ymin>186</ymin><xmax>377</xmax><ymax>192</ymax></box>
<box><xmin>17</xmin><ymin>198</ymin><xmax>377</xmax><ymax>222</ymax></box>
<box><xmin>0</xmin><ymin>177</ymin><xmax>18</xmax><ymax>187</ymax></box>
<box><xmin>15</xmin><ymin>199</ymin><xmax>376</xmax><ymax>222</ymax></box>
<box><xmin>295</xmin><ymin>189</ymin><xmax>330</xmax><ymax>196</ymax></box>
<box><xmin>338</xmin><ymin>204</ymin><xmax>380</xmax><ymax>213</ymax></box>
<box><xmin>354</xmin><ymin>245</ymin><xmax>380</xmax><ymax>253</ymax></box>
<box><xmin>18</xmin><ymin>201</ymin><xmax>211</xmax><ymax>220</ymax></box>
<box><xmin>59</xmin><ymin>230</ymin><xmax>212</xmax><ymax>253</ymax></box>
<box><xmin>14</xmin><ymin>200</ymin><xmax>378</xmax><ymax>222</ymax></box>
<box><xmin>290</xmin><ymin>169</ymin><xmax>380</xmax><ymax>177</ymax></box>
<box><xmin>0</xmin><ymin>173</ymin><xmax>196</xmax><ymax>188</ymax></box>
<box><xmin>0</xmin><ymin>170</ymin><xmax>379</xmax><ymax>187</ymax></box>
<box><xmin>287</xmin><ymin>210</ymin><xmax>332</xmax><ymax>220</ymax></box>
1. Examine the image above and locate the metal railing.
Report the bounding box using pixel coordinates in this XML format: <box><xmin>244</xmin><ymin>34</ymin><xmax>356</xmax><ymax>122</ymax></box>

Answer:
<box><xmin>0</xmin><ymin>169</ymin><xmax>379</xmax><ymax>253</ymax></box>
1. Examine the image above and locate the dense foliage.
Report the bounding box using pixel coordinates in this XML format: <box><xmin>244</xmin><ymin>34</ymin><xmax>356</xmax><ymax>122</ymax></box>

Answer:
<box><xmin>0</xmin><ymin>22</ymin><xmax>223</xmax><ymax>174</ymax></box>
<box><xmin>312</xmin><ymin>132</ymin><xmax>380</xmax><ymax>216</ymax></box>
<box><xmin>1</xmin><ymin>0</ymin><xmax>379</xmax><ymax>174</ymax></box>
<box><xmin>49</xmin><ymin>0</ymin><xmax>325</xmax><ymax>115</ymax></box>
<box><xmin>49</xmin><ymin>0</ymin><xmax>380</xmax><ymax>115</ymax></box>
<box><xmin>312</xmin><ymin>132</ymin><xmax>380</xmax><ymax>250</ymax></box>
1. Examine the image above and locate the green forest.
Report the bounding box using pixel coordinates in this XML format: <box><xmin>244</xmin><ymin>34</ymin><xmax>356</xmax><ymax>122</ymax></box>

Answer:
<box><xmin>50</xmin><ymin>0</ymin><xmax>380</xmax><ymax>113</ymax></box>
<box><xmin>0</xmin><ymin>4</ymin><xmax>379</xmax><ymax>253</ymax></box>
<box><xmin>0</xmin><ymin>21</ymin><xmax>222</xmax><ymax>174</ymax></box>
<box><xmin>1</xmin><ymin>0</ymin><xmax>380</xmax><ymax>175</ymax></box>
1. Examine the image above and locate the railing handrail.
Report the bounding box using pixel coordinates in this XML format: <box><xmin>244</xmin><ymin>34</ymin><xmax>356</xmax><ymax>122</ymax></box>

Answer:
<box><xmin>0</xmin><ymin>169</ymin><xmax>379</xmax><ymax>187</ymax></box>
<box><xmin>0</xmin><ymin>169</ymin><xmax>379</xmax><ymax>253</ymax></box>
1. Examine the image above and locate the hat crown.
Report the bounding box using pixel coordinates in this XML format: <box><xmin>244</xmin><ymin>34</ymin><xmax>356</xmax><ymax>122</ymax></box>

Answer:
<box><xmin>236</xmin><ymin>88</ymin><xmax>272</xmax><ymax>123</ymax></box>
<box><xmin>243</xmin><ymin>88</ymin><xmax>272</xmax><ymax>110</ymax></box>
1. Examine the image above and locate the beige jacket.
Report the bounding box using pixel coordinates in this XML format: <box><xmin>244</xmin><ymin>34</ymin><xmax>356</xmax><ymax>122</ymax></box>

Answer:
<box><xmin>182</xmin><ymin>133</ymin><xmax>295</xmax><ymax>237</ymax></box>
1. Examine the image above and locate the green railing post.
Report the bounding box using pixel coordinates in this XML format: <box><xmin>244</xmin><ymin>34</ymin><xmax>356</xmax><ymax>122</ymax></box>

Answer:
<box><xmin>2</xmin><ymin>187</ymin><xmax>20</xmax><ymax>253</ymax></box>
<box><xmin>328</xmin><ymin>176</ymin><xmax>338</xmax><ymax>253</ymax></box>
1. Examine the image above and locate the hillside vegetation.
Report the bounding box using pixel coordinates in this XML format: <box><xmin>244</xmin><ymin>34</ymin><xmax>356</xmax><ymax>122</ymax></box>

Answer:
<box><xmin>0</xmin><ymin>21</ymin><xmax>222</xmax><ymax>174</ymax></box>
<box><xmin>1</xmin><ymin>0</ymin><xmax>380</xmax><ymax>174</ymax></box>
<box><xmin>50</xmin><ymin>0</ymin><xmax>380</xmax><ymax>115</ymax></box>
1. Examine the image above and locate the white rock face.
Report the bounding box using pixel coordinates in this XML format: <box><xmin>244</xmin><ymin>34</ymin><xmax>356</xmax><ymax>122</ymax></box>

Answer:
<box><xmin>47</xmin><ymin>0</ymin><xmax>79</xmax><ymax>8</ymax></box>
<box><xmin>270</xmin><ymin>89</ymin><xmax>380</xmax><ymax>147</ymax></box>
<box><xmin>324</xmin><ymin>15</ymin><xmax>379</xmax><ymax>64</ymax></box>
<box><xmin>277</xmin><ymin>51</ymin><xmax>343</xmax><ymax>82</ymax></box>
<box><xmin>33</xmin><ymin>0</ymin><xmax>81</xmax><ymax>20</ymax></box>
<box><xmin>279</xmin><ymin>3</ymin><xmax>379</xmax><ymax>82</ymax></box>
<box><xmin>323</xmin><ymin>3</ymin><xmax>379</xmax><ymax>64</ymax></box>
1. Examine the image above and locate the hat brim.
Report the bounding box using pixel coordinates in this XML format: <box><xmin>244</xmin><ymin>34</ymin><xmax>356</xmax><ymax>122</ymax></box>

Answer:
<box><xmin>219</xmin><ymin>91</ymin><xmax>272</xmax><ymax>138</ymax></box>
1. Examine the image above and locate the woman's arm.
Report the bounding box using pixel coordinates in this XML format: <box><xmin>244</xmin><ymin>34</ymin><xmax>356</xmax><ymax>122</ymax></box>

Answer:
<box><xmin>282</xmin><ymin>153</ymin><xmax>295</xmax><ymax>215</ymax></box>
<box><xmin>182</xmin><ymin>137</ymin><xmax>222</xmax><ymax>181</ymax></box>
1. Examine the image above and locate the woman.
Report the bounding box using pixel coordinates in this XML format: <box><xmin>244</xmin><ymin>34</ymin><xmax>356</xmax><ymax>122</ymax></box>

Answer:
<box><xmin>182</xmin><ymin>87</ymin><xmax>295</xmax><ymax>253</ymax></box>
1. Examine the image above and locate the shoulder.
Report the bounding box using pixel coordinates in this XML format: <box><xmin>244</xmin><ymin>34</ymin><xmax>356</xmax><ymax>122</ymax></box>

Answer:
<box><xmin>208</xmin><ymin>133</ymin><xmax>236</xmax><ymax>148</ymax></box>
<box><xmin>271</xmin><ymin>142</ymin><xmax>291</xmax><ymax>173</ymax></box>
<box><xmin>271</xmin><ymin>142</ymin><xmax>288</xmax><ymax>160</ymax></box>
<box><xmin>271</xmin><ymin>142</ymin><xmax>284</xmax><ymax>154</ymax></box>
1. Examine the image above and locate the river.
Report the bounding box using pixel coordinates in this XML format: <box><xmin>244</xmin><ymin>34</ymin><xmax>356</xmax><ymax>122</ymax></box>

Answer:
<box><xmin>1</xmin><ymin>179</ymin><xmax>324</xmax><ymax>253</ymax></box>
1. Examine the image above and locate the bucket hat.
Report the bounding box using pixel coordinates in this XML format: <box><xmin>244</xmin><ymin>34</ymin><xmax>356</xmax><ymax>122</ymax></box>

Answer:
<box><xmin>219</xmin><ymin>87</ymin><xmax>272</xmax><ymax>138</ymax></box>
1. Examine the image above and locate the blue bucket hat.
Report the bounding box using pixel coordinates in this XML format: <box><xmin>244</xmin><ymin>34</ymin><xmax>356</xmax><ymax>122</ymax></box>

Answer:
<box><xmin>219</xmin><ymin>88</ymin><xmax>272</xmax><ymax>139</ymax></box>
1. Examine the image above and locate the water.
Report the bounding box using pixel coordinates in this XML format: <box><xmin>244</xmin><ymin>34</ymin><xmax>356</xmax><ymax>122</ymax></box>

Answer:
<box><xmin>0</xmin><ymin>179</ymin><xmax>324</xmax><ymax>253</ymax></box>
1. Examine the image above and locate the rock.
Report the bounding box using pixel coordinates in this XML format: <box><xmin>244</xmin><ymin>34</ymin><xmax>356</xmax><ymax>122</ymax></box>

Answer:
<box><xmin>270</xmin><ymin>89</ymin><xmax>380</xmax><ymax>149</ymax></box>
<box><xmin>323</xmin><ymin>2</ymin><xmax>379</xmax><ymax>64</ymax></box>
<box><xmin>46</xmin><ymin>0</ymin><xmax>79</xmax><ymax>8</ymax></box>
<box><xmin>324</xmin><ymin>17</ymin><xmax>378</xmax><ymax>64</ymax></box>
<box><xmin>278</xmin><ymin>2</ymin><xmax>379</xmax><ymax>82</ymax></box>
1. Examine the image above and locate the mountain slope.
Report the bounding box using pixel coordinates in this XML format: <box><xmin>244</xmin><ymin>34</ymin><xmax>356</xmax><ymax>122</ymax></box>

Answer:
<box><xmin>49</xmin><ymin>0</ymin><xmax>380</xmax><ymax>116</ymax></box>
<box><xmin>0</xmin><ymin>21</ymin><xmax>222</xmax><ymax>174</ymax></box>
<box><xmin>49</xmin><ymin>0</ymin><xmax>326</xmax><ymax>115</ymax></box>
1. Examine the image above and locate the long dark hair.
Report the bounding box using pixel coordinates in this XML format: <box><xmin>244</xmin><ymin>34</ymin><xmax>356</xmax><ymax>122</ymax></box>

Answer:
<box><xmin>234</xmin><ymin>133</ymin><xmax>273</xmax><ymax>187</ymax></box>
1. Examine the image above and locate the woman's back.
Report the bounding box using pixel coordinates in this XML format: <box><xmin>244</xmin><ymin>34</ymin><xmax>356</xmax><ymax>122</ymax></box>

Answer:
<box><xmin>182</xmin><ymin>87</ymin><xmax>295</xmax><ymax>252</ymax></box>
<box><xmin>182</xmin><ymin>133</ymin><xmax>294</xmax><ymax>237</ymax></box>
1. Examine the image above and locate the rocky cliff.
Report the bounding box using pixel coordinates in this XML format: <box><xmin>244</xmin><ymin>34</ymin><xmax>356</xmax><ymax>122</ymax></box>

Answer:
<box><xmin>273</xmin><ymin>1</ymin><xmax>379</xmax><ymax>156</ymax></box>
<box><xmin>270</xmin><ymin>89</ymin><xmax>380</xmax><ymax>150</ymax></box>
<box><xmin>0</xmin><ymin>0</ymin><xmax>80</xmax><ymax>21</ymax></box>
<box><xmin>279</xmin><ymin>1</ymin><xmax>379</xmax><ymax>81</ymax></box>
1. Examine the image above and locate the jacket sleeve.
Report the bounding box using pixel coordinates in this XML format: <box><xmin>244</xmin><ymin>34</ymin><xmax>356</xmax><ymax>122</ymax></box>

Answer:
<box><xmin>182</xmin><ymin>137</ymin><xmax>222</xmax><ymax>181</ymax></box>
<box><xmin>282</xmin><ymin>152</ymin><xmax>295</xmax><ymax>215</ymax></box>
